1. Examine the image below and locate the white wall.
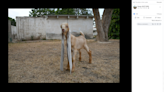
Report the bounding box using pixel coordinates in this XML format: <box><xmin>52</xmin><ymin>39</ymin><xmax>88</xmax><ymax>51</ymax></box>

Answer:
<box><xmin>45</xmin><ymin>16</ymin><xmax>93</xmax><ymax>39</ymax></box>
<box><xmin>11</xmin><ymin>25</ymin><xmax>16</xmax><ymax>35</ymax></box>
<box><xmin>68</xmin><ymin>17</ymin><xmax>93</xmax><ymax>38</ymax></box>
<box><xmin>11</xmin><ymin>25</ymin><xmax>17</xmax><ymax>39</ymax></box>
<box><xmin>16</xmin><ymin>16</ymin><xmax>93</xmax><ymax>40</ymax></box>
<box><xmin>16</xmin><ymin>17</ymin><xmax>46</xmax><ymax>40</ymax></box>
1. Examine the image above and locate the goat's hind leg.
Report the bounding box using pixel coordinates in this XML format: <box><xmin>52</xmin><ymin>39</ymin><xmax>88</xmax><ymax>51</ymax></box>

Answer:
<box><xmin>84</xmin><ymin>44</ymin><xmax>92</xmax><ymax>64</ymax></box>
<box><xmin>79</xmin><ymin>50</ymin><xmax>81</xmax><ymax>61</ymax></box>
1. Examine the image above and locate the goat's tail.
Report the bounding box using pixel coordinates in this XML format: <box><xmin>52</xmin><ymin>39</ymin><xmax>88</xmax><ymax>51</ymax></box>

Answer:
<box><xmin>80</xmin><ymin>31</ymin><xmax>85</xmax><ymax>37</ymax></box>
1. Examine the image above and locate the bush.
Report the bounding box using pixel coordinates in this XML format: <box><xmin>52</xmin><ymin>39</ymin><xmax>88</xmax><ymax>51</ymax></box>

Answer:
<box><xmin>22</xmin><ymin>39</ymin><xmax>26</xmax><ymax>41</ymax></box>
<box><xmin>31</xmin><ymin>36</ymin><xmax>34</xmax><ymax>40</ymax></box>
<box><xmin>8</xmin><ymin>17</ymin><xmax>16</xmax><ymax>26</ymax></box>
<box><xmin>42</xmin><ymin>38</ymin><xmax>46</xmax><ymax>40</ymax></box>
<box><xmin>108</xmin><ymin>8</ymin><xmax>120</xmax><ymax>39</ymax></box>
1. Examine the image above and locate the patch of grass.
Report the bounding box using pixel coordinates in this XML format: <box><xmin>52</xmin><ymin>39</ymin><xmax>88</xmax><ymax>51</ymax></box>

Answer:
<box><xmin>53</xmin><ymin>39</ymin><xmax>61</xmax><ymax>41</ymax></box>
<box><xmin>22</xmin><ymin>39</ymin><xmax>26</xmax><ymax>41</ymax></box>
<box><xmin>8</xmin><ymin>43</ymin><xmax>14</xmax><ymax>46</ymax></box>
<box><xmin>42</xmin><ymin>38</ymin><xmax>46</xmax><ymax>40</ymax></box>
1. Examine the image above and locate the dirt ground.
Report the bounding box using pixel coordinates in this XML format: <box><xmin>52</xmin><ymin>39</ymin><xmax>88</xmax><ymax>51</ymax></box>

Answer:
<box><xmin>8</xmin><ymin>39</ymin><xmax>120</xmax><ymax>83</ymax></box>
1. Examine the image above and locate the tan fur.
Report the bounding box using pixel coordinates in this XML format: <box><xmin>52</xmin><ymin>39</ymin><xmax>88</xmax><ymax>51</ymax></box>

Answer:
<box><xmin>60</xmin><ymin>23</ymin><xmax>92</xmax><ymax>72</ymax></box>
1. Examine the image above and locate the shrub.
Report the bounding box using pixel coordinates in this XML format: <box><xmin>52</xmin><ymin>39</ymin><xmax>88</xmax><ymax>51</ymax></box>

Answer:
<box><xmin>31</xmin><ymin>36</ymin><xmax>34</xmax><ymax>40</ymax></box>
<box><xmin>22</xmin><ymin>39</ymin><xmax>26</xmax><ymax>41</ymax></box>
<box><xmin>108</xmin><ymin>8</ymin><xmax>120</xmax><ymax>39</ymax></box>
<box><xmin>42</xmin><ymin>38</ymin><xmax>46</xmax><ymax>40</ymax></box>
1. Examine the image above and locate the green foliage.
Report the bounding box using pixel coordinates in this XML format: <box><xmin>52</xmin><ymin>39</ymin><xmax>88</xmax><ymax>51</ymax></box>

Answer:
<box><xmin>29</xmin><ymin>8</ymin><xmax>53</xmax><ymax>17</ymax></box>
<box><xmin>42</xmin><ymin>38</ymin><xmax>46</xmax><ymax>40</ymax></box>
<box><xmin>29</xmin><ymin>8</ymin><xmax>93</xmax><ymax>17</ymax></box>
<box><xmin>55</xmin><ymin>8</ymin><xmax>76</xmax><ymax>15</ymax></box>
<box><xmin>22</xmin><ymin>39</ymin><xmax>26</xmax><ymax>41</ymax></box>
<box><xmin>8</xmin><ymin>17</ymin><xmax>16</xmax><ymax>26</ymax></box>
<box><xmin>31</xmin><ymin>36</ymin><xmax>33</xmax><ymax>40</ymax></box>
<box><xmin>74</xmin><ymin>8</ymin><xmax>93</xmax><ymax>15</ymax></box>
<box><xmin>108</xmin><ymin>8</ymin><xmax>120</xmax><ymax>39</ymax></box>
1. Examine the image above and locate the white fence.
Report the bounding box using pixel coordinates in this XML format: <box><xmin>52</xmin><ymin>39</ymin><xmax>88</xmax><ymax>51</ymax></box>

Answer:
<box><xmin>11</xmin><ymin>25</ymin><xmax>17</xmax><ymax>39</ymax></box>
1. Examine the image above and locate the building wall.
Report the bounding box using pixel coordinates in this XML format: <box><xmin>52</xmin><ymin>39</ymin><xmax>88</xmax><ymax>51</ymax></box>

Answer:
<box><xmin>16</xmin><ymin>17</ymin><xmax>46</xmax><ymax>40</ymax></box>
<box><xmin>11</xmin><ymin>25</ymin><xmax>17</xmax><ymax>39</ymax></box>
<box><xmin>67</xmin><ymin>17</ymin><xmax>93</xmax><ymax>39</ymax></box>
<box><xmin>16</xmin><ymin>16</ymin><xmax>93</xmax><ymax>40</ymax></box>
<box><xmin>45</xmin><ymin>16</ymin><xmax>65</xmax><ymax>39</ymax></box>
<box><xmin>8</xmin><ymin>20</ymin><xmax>12</xmax><ymax>42</ymax></box>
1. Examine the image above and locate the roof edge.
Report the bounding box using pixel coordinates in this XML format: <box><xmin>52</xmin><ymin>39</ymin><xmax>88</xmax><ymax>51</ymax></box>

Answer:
<box><xmin>16</xmin><ymin>15</ymin><xmax>94</xmax><ymax>18</ymax></box>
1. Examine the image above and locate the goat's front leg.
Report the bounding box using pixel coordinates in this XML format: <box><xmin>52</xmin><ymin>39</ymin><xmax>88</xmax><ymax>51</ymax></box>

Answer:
<box><xmin>66</xmin><ymin>48</ymin><xmax>74</xmax><ymax>71</ymax></box>
<box><xmin>66</xmin><ymin>43</ymin><xmax>70</xmax><ymax>70</ymax></box>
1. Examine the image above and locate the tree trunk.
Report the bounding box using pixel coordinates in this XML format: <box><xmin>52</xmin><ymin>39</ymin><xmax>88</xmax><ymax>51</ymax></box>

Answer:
<box><xmin>102</xmin><ymin>9</ymin><xmax>106</xmax><ymax>24</ymax></box>
<box><xmin>92</xmin><ymin>8</ymin><xmax>105</xmax><ymax>42</ymax></box>
<box><xmin>102</xmin><ymin>9</ymin><xmax>113</xmax><ymax>41</ymax></box>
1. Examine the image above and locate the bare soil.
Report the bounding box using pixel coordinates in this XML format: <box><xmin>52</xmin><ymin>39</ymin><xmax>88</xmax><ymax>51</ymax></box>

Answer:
<box><xmin>8</xmin><ymin>39</ymin><xmax>119</xmax><ymax>83</ymax></box>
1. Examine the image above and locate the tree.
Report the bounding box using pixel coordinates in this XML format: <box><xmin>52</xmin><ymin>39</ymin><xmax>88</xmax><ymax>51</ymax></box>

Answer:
<box><xmin>74</xmin><ymin>8</ymin><xmax>93</xmax><ymax>15</ymax></box>
<box><xmin>29</xmin><ymin>8</ymin><xmax>56</xmax><ymax>17</ymax></box>
<box><xmin>108</xmin><ymin>8</ymin><xmax>120</xmax><ymax>39</ymax></box>
<box><xmin>29</xmin><ymin>8</ymin><xmax>93</xmax><ymax>17</ymax></box>
<box><xmin>55</xmin><ymin>8</ymin><xmax>76</xmax><ymax>15</ymax></box>
<box><xmin>92</xmin><ymin>8</ymin><xmax>113</xmax><ymax>42</ymax></box>
<box><xmin>8</xmin><ymin>17</ymin><xmax>16</xmax><ymax>26</ymax></box>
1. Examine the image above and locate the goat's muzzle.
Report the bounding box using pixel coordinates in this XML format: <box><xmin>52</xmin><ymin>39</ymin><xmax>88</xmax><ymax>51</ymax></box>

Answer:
<box><xmin>62</xmin><ymin>29</ymin><xmax>64</xmax><ymax>33</ymax></box>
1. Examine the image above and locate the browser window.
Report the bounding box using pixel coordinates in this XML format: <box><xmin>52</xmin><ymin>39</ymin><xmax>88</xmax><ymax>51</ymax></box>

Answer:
<box><xmin>132</xmin><ymin>0</ymin><xmax>164</xmax><ymax>92</ymax></box>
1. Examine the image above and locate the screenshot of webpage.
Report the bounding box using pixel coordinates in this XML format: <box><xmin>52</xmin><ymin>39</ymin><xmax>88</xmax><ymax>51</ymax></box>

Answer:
<box><xmin>132</xmin><ymin>0</ymin><xmax>164</xmax><ymax>92</ymax></box>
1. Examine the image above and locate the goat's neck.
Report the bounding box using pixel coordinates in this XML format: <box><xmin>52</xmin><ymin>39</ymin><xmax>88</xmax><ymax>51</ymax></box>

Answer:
<box><xmin>64</xmin><ymin>33</ymin><xmax>67</xmax><ymax>40</ymax></box>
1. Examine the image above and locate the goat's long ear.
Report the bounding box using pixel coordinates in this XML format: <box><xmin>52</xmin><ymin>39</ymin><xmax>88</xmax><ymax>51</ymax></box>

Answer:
<box><xmin>65</xmin><ymin>24</ymin><xmax>69</xmax><ymax>28</ymax></box>
<box><xmin>60</xmin><ymin>25</ymin><xmax>62</xmax><ymax>28</ymax></box>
